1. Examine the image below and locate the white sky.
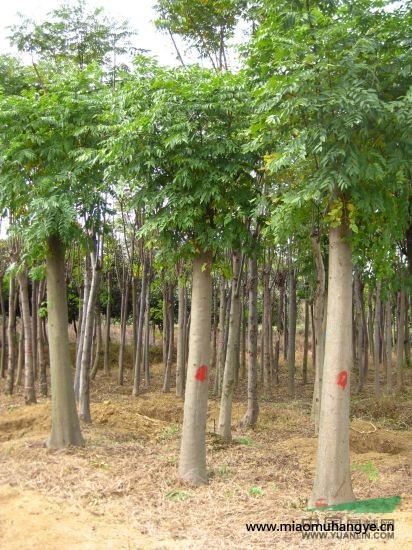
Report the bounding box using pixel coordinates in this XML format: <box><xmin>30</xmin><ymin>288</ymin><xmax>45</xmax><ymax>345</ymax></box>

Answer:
<box><xmin>0</xmin><ymin>0</ymin><xmax>181</xmax><ymax>66</ymax></box>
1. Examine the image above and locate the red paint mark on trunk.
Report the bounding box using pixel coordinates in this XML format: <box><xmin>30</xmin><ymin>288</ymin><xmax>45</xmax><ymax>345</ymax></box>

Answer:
<box><xmin>315</xmin><ymin>498</ymin><xmax>328</xmax><ymax>508</ymax></box>
<box><xmin>195</xmin><ymin>364</ymin><xmax>207</xmax><ymax>382</ymax></box>
<box><xmin>337</xmin><ymin>370</ymin><xmax>348</xmax><ymax>390</ymax></box>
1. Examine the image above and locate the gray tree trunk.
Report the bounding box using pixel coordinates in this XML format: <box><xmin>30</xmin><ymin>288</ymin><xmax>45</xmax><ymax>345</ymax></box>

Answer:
<box><xmin>46</xmin><ymin>236</ymin><xmax>84</xmax><ymax>448</ymax></box>
<box><xmin>117</xmin><ymin>278</ymin><xmax>129</xmax><ymax>386</ymax></box>
<box><xmin>241</xmin><ymin>256</ymin><xmax>259</xmax><ymax>428</ymax></box>
<box><xmin>103</xmin><ymin>272</ymin><xmax>111</xmax><ymax>375</ymax></box>
<box><xmin>396</xmin><ymin>289</ymin><xmax>406</xmax><ymax>393</ymax></box>
<box><xmin>5</xmin><ymin>277</ymin><xmax>17</xmax><ymax>395</ymax></box>
<box><xmin>18</xmin><ymin>270</ymin><xmax>36</xmax><ymax>404</ymax></box>
<box><xmin>38</xmin><ymin>279</ymin><xmax>47</xmax><ymax>397</ymax></box>
<box><xmin>179</xmin><ymin>251</ymin><xmax>212</xmax><ymax>485</ymax></box>
<box><xmin>309</xmin><ymin>219</ymin><xmax>355</xmax><ymax>507</ymax></box>
<box><xmin>79</xmin><ymin>249</ymin><xmax>101</xmax><ymax>422</ymax></box>
<box><xmin>176</xmin><ymin>282</ymin><xmax>186</xmax><ymax>397</ymax></box>
<box><xmin>373</xmin><ymin>282</ymin><xmax>381</xmax><ymax>398</ymax></box>
<box><xmin>310</xmin><ymin>233</ymin><xmax>326</xmax><ymax>434</ymax></box>
<box><xmin>287</xmin><ymin>268</ymin><xmax>296</xmax><ymax>397</ymax></box>
<box><xmin>384</xmin><ymin>299</ymin><xmax>393</xmax><ymax>394</ymax></box>
<box><xmin>0</xmin><ymin>276</ymin><xmax>6</xmax><ymax>378</ymax></box>
<box><xmin>217</xmin><ymin>251</ymin><xmax>241</xmax><ymax>441</ymax></box>
<box><xmin>213</xmin><ymin>279</ymin><xmax>226</xmax><ymax>396</ymax></box>
<box><xmin>74</xmin><ymin>256</ymin><xmax>91</xmax><ymax>399</ymax></box>
<box><xmin>132</xmin><ymin>255</ymin><xmax>148</xmax><ymax>395</ymax></box>
<box><xmin>302</xmin><ymin>299</ymin><xmax>309</xmax><ymax>385</ymax></box>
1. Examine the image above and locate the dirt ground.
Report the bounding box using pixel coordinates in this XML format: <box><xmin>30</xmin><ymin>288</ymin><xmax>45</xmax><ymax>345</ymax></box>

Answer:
<box><xmin>0</xmin><ymin>356</ymin><xmax>411</xmax><ymax>549</ymax></box>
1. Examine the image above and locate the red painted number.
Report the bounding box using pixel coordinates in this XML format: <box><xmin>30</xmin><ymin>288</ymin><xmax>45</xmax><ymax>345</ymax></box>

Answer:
<box><xmin>195</xmin><ymin>364</ymin><xmax>207</xmax><ymax>382</ymax></box>
<box><xmin>337</xmin><ymin>370</ymin><xmax>348</xmax><ymax>390</ymax></box>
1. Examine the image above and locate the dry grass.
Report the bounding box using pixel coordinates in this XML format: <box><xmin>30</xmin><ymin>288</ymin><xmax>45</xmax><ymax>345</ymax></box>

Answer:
<box><xmin>0</xmin><ymin>344</ymin><xmax>411</xmax><ymax>549</ymax></box>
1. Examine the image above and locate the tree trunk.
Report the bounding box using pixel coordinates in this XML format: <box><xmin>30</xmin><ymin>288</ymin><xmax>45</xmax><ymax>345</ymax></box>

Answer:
<box><xmin>0</xmin><ymin>276</ymin><xmax>6</xmax><ymax>378</ymax></box>
<box><xmin>133</xmin><ymin>255</ymin><xmax>148</xmax><ymax>395</ymax></box>
<box><xmin>16</xmin><ymin>323</ymin><xmax>24</xmax><ymax>387</ymax></box>
<box><xmin>79</xmin><ymin>250</ymin><xmax>101</xmax><ymax>423</ymax></box>
<box><xmin>287</xmin><ymin>268</ymin><xmax>296</xmax><ymax>397</ymax></box>
<box><xmin>310</xmin><ymin>233</ymin><xmax>326</xmax><ymax>434</ymax></box>
<box><xmin>396</xmin><ymin>289</ymin><xmax>406</xmax><ymax>393</ymax></box>
<box><xmin>163</xmin><ymin>282</ymin><xmax>174</xmax><ymax>393</ymax></box>
<box><xmin>373</xmin><ymin>282</ymin><xmax>381</xmax><ymax>398</ymax></box>
<box><xmin>31</xmin><ymin>280</ymin><xmax>39</xmax><ymax>380</ymax></box>
<box><xmin>302</xmin><ymin>299</ymin><xmax>309</xmax><ymax>385</ymax></box>
<box><xmin>309</xmin><ymin>219</ymin><xmax>355</xmax><ymax>508</ymax></box>
<box><xmin>241</xmin><ymin>256</ymin><xmax>259</xmax><ymax>428</ymax></box>
<box><xmin>354</xmin><ymin>271</ymin><xmax>365</xmax><ymax>392</ymax></box>
<box><xmin>239</xmin><ymin>287</ymin><xmax>247</xmax><ymax>380</ymax></box>
<box><xmin>46</xmin><ymin>236</ymin><xmax>84</xmax><ymax>448</ymax></box>
<box><xmin>213</xmin><ymin>279</ymin><xmax>226</xmax><ymax>396</ymax></box>
<box><xmin>90</xmin><ymin>309</ymin><xmax>102</xmax><ymax>380</ymax></box>
<box><xmin>118</xmin><ymin>273</ymin><xmax>129</xmax><ymax>386</ymax></box>
<box><xmin>5</xmin><ymin>277</ymin><xmax>17</xmax><ymax>395</ymax></box>
<box><xmin>103</xmin><ymin>272</ymin><xmax>111</xmax><ymax>375</ymax></box>
<box><xmin>132</xmin><ymin>275</ymin><xmax>138</xmax><ymax>367</ymax></box>
<box><xmin>18</xmin><ymin>270</ymin><xmax>36</xmax><ymax>404</ymax></box>
<box><xmin>384</xmin><ymin>299</ymin><xmax>393</xmax><ymax>394</ymax></box>
<box><xmin>143</xmin><ymin>277</ymin><xmax>151</xmax><ymax>387</ymax></box>
<box><xmin>263</xmin><ymin>256</ymin><xmax>272</xmax><ymax>393</ymax></box>
<box><xmin>218</xmin><ymin>251</ymin><xmax>241</xmax><ymax>441</ymax></box>
<box><xmin>38</xmin><ymin>279</ymin><xmax>47</xmax><ymax>397</ymax></box>
<box><xmin>74</xmin><ymin>256</ymin><xmax>91</xmax><ymax>399</ymax></box>
<box><xmin>176</xmin><ymin>282</ymin><xmax>186</xmax><ymax>397</ymax></box>
<box><xmin>179</xmin><ymin>251</ymin><xmax>212</xmax><ymax>485</ymax></box>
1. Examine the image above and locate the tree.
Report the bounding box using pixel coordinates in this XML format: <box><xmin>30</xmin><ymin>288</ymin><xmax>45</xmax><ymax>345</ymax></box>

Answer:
<box><xmin>248</xmin><ymin>0</ymin><xmax>411</xmax><ymax>505</ymax></box>
<box><xmin>0</xmin><ymin>66</ymin><xmax>111</xmax><ymax>446</ymax></box>
<box><xmin>105</xmin><ymin>61</ymin><xmax>255</xmax><ymax>483</ymax></box>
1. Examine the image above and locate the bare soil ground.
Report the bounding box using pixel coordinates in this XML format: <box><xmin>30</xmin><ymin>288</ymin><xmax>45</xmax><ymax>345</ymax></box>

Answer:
<box><xmin>1</xmin><ymin>352</ymin><xmax>411</xmax><ymax>549</ymax></box>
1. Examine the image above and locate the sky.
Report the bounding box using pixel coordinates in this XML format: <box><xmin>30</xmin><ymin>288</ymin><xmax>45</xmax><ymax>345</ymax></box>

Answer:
<box><xmin>0</xmin><ymin>0</ymin><xmax>181</xmax><ymax>66</ymax></box>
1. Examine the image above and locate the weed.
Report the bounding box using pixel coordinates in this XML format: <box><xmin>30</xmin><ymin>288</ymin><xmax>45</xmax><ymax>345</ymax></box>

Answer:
<box><xmin>352</xmin><ymin>461</ymin><xmax>379</xmax><ymax>481</ymax></box>
<box><xmin>166</xmin><ymin>489</ymin><xmax>189</xmax><ymax>502</ymax></box>
<box><xmin>249</xmin><ymin>486</ymin><xmax>263</xmax><ymax>497</ymax></box>
<box><xmin>234</xmin><ymin>436</ymin><xmax>254</xmax><ymax>446</ymax></box>
<box><xmin>158</xmin><ymin>424</ymin><xmax>179</xmax><ymax>440</ymax></box>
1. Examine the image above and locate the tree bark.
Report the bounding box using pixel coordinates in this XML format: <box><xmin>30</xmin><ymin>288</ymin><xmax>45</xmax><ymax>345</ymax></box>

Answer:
<box><xmin>373</xmin><ymin>282</ymin><xmax>381</xmax><ymax>398</ymax></box>
<box><xmin>74</xmin><ymin>256</ymin><xmax>91</xmax><ymax>399</ymax></box>
<box><xmin>263</xmin><ymin>256</ymin><xmax>272</xmax><ymax>392</ymax></box>
<box><xmin>103</xmin><ymin>272</ymin><xmax>111</xmax><ymax>375</ymax></box>
<box><xmin>38</xmin><ymin>279</ymin><xmax>47</xmax><ymax>397</ymax></box>
<box><xmin>79</xmin><ymin>249</ymin><xmax>101</xmax><ymax>422</ymax></box>
<box><xmin>396</xmin><ymin>289</ymin><xmax>406</xmax><ymax>393</ymax></box>
<box><xmin>179</xmin><ymin>251</ymin><xmax>212</xmax><ymax>485</ymax></box>
<box><xmin>18</xmin><ymin>270</ymin><xmax>37</xmax><ymax>404</ymax></box>
<box><xmin>310</xmin><ymin>233</ymin><xmax>326</xmax><ymax>434</ymax></box>
<box><xmin>384</xmin><ymin>299</ymin><xmax>393</xmax><ymax>394</ymax></box>
<box><xmin>241</xmin><ymin>256</ymin><xmax>259</xmax><ymax>428</ymax></box>
<box><xmin>218</xmin><ymin>251</ymin><xmax>241</xmax><ymax>441</ymax></box>
<box><xmin>4</xmin><ymin>277</ymin><xmax>17</xmax><ymax>395</ymax></box>
<box><xmin>90</xmin><ymin>309</ymin><xmax>102</xmax><ymax>380</ymax></box>
<box><xmin>176</xmin><ymin>282</ymin><xmax>186</xmax><ymax>397</ymax></box>
<box><xmin>31</xmin><ymin>279</ymin><xmax>39</xmax><ymax>380</ymax></box>
<box><xmin>46</xmin><ymin>236</ymin><xmax>84</xmax><ymax>448</ymax></box>
<box><xmin>0</xmin><ymin>276</ymin><xmax>6</xmax><ymax>378</ymax></box>
<box><xmin>309</xmin><ymin>219</ymin><xmax>355</xmax><ymax>507</ymax></box>
<box><xmin>302</xmin><ymin>299</ymin><xmax>309</xmax><ymax>385</ymax></box>
<box><xmin>287</xmin><ymin>267</ymin><xmax>297</xmax><ymax>397</ymax></box>
<box><xmin>213</xmin><ymin>279</ymin><xmax>226</xmax><ymax>396</ymax></box>
<box><xmin>132</xmin><ymin>255</ymin><xmax>148</xmax><ymax>395</ymax></box>
<box><xmin>163</xmin><ymin>282</ymin><xmax>174</xmax><ymax>393</ymax></box>
<box><xmin>117</xmin><ymin>273</ymin><xmax>129</xmax><ymax>386</ymax></box>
